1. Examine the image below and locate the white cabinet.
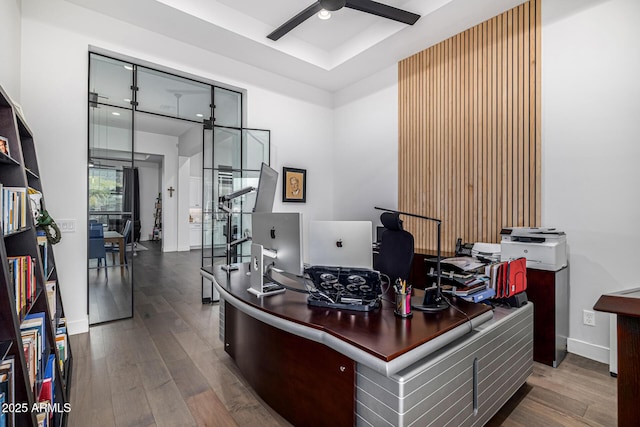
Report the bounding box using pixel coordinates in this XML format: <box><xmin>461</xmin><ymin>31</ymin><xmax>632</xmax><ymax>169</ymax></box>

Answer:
<box><xmin>189</xmin><ymin>177</ymin><xmax>202</xmax><ymax>207</ymax></box>
<box><xmin>190</xmin><ymin>223</ymin><xmax>202</xmax><ymax>247</ymax></box>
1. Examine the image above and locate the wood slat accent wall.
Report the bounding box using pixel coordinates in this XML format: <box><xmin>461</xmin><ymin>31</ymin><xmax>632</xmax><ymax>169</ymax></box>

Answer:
<box><xmin>398</xmin><ymin>0</ymin><xmax>541</xmax><ymax>254</ymax></box>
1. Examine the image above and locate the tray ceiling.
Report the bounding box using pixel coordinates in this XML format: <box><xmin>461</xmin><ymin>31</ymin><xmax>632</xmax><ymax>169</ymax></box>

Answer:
<box><xmin>65</xmin><ymin>0</ymin><xmax>527</xmax><ymax>91</ymax></box>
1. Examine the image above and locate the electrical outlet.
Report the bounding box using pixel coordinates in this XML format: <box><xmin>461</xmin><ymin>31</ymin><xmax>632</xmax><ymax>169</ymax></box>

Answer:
<box><xmin>583</xmin><ymin>310</ymin><xmax>596</xmax><ymax>326</ymax></box>
<box><xmin>57</xmin><ymin>219</ymin><xmax>76</xmax><ymax>233</ymax></box>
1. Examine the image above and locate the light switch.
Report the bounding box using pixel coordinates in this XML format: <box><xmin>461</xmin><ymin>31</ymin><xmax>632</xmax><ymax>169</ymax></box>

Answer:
<box><xmin>58</xmin><ymin>219</ymin><xmax>76</xmax><ymax>233</ymax></box>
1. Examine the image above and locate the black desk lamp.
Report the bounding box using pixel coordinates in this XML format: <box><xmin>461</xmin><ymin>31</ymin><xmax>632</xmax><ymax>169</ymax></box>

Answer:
<box><xmin>374</xmin><ymin>207</ymin><xmax>449</xmax><ymax>312</ymax></box>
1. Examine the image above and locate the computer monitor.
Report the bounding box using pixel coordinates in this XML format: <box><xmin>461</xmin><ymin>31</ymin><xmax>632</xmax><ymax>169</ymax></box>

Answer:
<box><xmin>253</xmin><ymin>163</ymin><xmax>278</xmax><ymax>213</ymax></box>
<box><xmin>251</xmin><ymin>212</ymin><xmax>304</xmax><ymax>275</ymax></box>
<box><xmin>308</xmin><ymin>221</ymin><xmax>373</xmax><ymax>269</ymax></box>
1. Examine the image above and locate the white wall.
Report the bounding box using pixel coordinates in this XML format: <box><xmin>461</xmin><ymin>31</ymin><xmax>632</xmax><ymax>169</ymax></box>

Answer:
<box><xmin>19</xmin><ymin>0</ymin><xmax>334</xmax><ymax>334</ymax></box>
<box><xmin>333</xmin><ymin>65</ymin><xmax>399</xmax><ymax>230</ymax></box>
<box><xmin>136</xmin><ymin>131</ymin><xmax>179</xmax><ymax>251</ymax></box>
<box><xmin>542</xmin><ymin>0</ymin><xmax>640</xmax><ymax>362</ymax></box>
<box><xmin>247</xmin><ymin>86</ymin><xmax>334</xmax><ymax>260</ymax></box>
<box><xmin>0</xmin><ymin>0</ymin><xmax>22</xmax><ymax>103</ymax></box>
<box><xmin>178</xmin><ymin>124</ymin><xmax>202</xmax><ymax>160</ymax></box>
<box><xmin>137</xmin><ymin>161</ymin><xmax>161</xmax><ymax>242</ymax></box>
<box><xmin>189</xmin><ymin>151</ymin><xmax>203</xmax><ymax>177</ymax></box>
<box><xmin>177</xmin><ymin>156</ymin><xmax>191</xmax><ymax>251</ymax></box>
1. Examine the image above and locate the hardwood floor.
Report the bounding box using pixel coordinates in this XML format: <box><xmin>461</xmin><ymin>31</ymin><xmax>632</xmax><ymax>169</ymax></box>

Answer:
<box><xmin>69</xmin><ymin>242</ymin><xmax>617</xmax><ymax>426</ymax></box>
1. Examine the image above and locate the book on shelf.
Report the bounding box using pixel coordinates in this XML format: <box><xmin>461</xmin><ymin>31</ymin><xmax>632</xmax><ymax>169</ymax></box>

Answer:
<box><xmin>8</xmin><ymin>256</ymin><xmax>36</xmax><ymax>319</ymax></box>
<box><xmin>0</xmin><ymin>391</ymin><xmax>5</xmax><ymax>427</ymax></box>
<box><xmin>37</xmin><ymin>354</ymin><xmax>55</xmax><ymax>421</ymax></box>
<box><xmin>46</xmin><ymin>281</ymin><xmax>56</xmax><ymax>322</ymax></box>
<box><xmin>1</xmin><ymin>186</ymin><xmax>27</xmax><ymax>234</ymax></box>
<box><xmin>56</xmin><ymin>318</ymin><xmax>67</xmax><ymax>376</ymax></box>
<box><xmin>36</xmin><ymin>412</ymin><xmax>47</xmax><ymax>427</ymax></box>
<box><xmin>37</xmin><ymin>230</ymin><xmax>48</xmax><ymax>275</ymax></box>
<box><xmin>0</xmin><ymin>135</ymin><xmax>9</xmax><ymax>157</ymax></box>
<box><xmin>0</xmin><ymin>357</ymin><xmax>15</xmax><ymax>427</ymax></box>
<box><xmin>21</xmin><ymin>312</ymin><xmax>46</xmax><ymax>394</ymax></box>
<box><xmin>55</xmin><ymin>335</ymin><xmax>66</xmax><ymax>376</ymax></box>
<box><xmin>22</xmin><ymin>335</ymin><xmax>37</xmax><ymax>393</ymax></box>
<box><xmin>56</xmin><ymin>318</ymin><xmax>66</xmax><ymax>336</ymax></box>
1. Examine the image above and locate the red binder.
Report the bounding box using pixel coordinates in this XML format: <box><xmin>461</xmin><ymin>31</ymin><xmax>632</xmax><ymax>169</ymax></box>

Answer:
<box><xmin>490</xmin><ymin>258</ymin><xmax>527</xmax><ymax>298</ymax></box>
<box><xmin>505</xmin><ymin>257</ymin><xmax>527</xmax><ymax>296</ymax></box>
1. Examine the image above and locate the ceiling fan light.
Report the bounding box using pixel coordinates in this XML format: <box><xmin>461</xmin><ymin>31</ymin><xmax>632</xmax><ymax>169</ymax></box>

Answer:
<box><xmin>318</xmin><ymin>9</ymin><xmax>331</xmax><ymax>20</ymax></box>
<box><xmin>319</xmin><ymin>0</ymin><xmax>346</xmax><ymax>11</ymax></box>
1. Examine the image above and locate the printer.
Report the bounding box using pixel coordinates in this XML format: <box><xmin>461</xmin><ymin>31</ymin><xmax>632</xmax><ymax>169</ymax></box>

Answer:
<box><xmin>500</xmin><ymin>227</ymin><xmax>567</xmax><ymax>271</ymax></box>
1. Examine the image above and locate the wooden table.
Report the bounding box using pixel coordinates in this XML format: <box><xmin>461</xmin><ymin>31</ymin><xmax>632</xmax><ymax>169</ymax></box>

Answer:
<box><xmin>594</xmin><ymin>288</ymin><xmax>640</xmax><ymax>426</ymax></box>
<box><xmin>201</xmin><ymin>264</ymin><xmax>533</xmax><ymax>427</ymax></box>
<box><xmin>104</xmin><ymin>231</ymin><xmax>125</xmax><ymax>266</ymax></box>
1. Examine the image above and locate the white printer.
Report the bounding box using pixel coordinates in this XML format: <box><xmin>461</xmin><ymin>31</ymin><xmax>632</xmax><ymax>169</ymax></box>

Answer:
<box><xmin>500</xmin><ymin>227</ymin><xmax>567</xmax><ymax>271</ymax></box>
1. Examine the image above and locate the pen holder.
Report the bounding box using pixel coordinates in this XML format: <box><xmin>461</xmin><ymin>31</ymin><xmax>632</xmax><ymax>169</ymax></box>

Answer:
<box><xmin>394</xmin><ymin>288</ymin><xmax>413</xmax><ymax>318</ymax></box>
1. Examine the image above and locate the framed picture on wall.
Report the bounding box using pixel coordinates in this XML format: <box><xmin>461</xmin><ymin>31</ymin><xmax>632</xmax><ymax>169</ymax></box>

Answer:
<box><xmin>282</xmin><ymin>167</ymin><xmax>306</xmax><ymax>203</ymax></box>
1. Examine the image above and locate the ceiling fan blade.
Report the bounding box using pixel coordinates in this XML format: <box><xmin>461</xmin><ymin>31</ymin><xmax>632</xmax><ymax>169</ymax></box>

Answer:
<box><xmin>345</xmin><ymin>0</ymin><xmax>420</xmax><ymax>25</ymax></box>
<box><xmin>267</xmin><ymin>2</ymin><xmax>324</xmax><ymax>41</ymax></box>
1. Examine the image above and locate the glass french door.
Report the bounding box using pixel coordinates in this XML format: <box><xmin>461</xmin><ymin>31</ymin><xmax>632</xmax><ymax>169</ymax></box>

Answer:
<box><xmin>201</xmin><ymin>95</ymin><xmax>270</xmax><ymax>302</ymax></box>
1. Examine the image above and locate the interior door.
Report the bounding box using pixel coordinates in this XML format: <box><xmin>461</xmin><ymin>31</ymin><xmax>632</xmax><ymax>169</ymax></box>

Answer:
<box><xmin>88</xmin><ymin>54</ymin><xmax>135</xmax><ymax>324</ymax></box>
<box><xmin>200</xmin><ymin>124</ymin><xmax>270</xmax><ymax>303</ymax></box>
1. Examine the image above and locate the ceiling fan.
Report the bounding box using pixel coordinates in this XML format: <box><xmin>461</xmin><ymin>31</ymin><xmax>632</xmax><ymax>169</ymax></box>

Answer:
<box><xmin>267</xmin><ymin>0</ymin><xmax>420</xmax><ymax>41</ymax></box>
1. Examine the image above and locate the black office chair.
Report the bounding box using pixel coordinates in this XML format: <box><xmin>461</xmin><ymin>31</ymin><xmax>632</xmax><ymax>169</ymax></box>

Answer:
<box><xmin>374</xmin><ymin>212</ymin><xmax>415</xmax><ymax>283</ymax></box>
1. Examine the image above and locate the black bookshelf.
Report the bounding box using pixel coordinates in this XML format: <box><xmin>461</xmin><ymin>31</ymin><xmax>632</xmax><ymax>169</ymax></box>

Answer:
<box><xmin>0</xmin><ymin>84</ymin><xmax>73</xmax><ymax>426</ymax></box>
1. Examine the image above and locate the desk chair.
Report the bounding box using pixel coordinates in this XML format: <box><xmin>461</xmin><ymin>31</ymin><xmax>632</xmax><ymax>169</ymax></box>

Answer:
<box><xmin>88</xmin><ymin>224</ymin><xmax>108</xmax><ymax>279</ymax></box>
<box><xmin>373</xmin><ymin>212</ymin><xmax>414</xmax><ymax>283</ymax></box>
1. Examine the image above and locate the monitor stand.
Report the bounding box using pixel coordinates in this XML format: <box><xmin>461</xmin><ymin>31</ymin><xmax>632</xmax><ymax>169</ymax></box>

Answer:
<box><xmin>248</xmin><ymin>243</ymin><xmax>285</xmax><ymax>297</ymax></box>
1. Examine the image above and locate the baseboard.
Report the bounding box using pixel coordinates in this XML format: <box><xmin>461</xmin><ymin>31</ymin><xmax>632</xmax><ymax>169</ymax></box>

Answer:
<box><xmin>67</xmin><ymin>316</ymin><xmax>89</xmax><ymax>335</ymax></box>
<box><xmin>567</xmin><ymin>338</ymin><xmax>609</xmax><ymax>364</ymax></box>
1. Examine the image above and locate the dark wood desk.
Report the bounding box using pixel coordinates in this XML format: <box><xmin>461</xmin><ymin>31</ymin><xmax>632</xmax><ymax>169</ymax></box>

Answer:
<box><xmin>201</xmin><ymin>264</ymin><xmax>532</xmax><ymax>427</ymax></box>
<box><xmin>594</xmin><ymin>288</ymin><xmax>640</xmax><ymax>426</ymax></box>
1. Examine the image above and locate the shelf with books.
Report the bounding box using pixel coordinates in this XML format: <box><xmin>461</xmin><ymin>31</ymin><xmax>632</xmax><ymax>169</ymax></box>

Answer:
<box><xmin>0</xmin><ymin>83</ymin><xmax>72</xmax><ymax>426</ymax></box>
<box><xmin>1</xmin><ymin>347</ymin><xmax>16</xmax><ymax>427</ymax></box>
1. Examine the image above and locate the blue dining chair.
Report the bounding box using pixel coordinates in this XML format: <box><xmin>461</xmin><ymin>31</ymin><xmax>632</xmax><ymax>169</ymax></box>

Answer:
<box><xmin>88</xmin><ymin>224</ymin><xmax>108</xmax><ymax>278</ymax></box>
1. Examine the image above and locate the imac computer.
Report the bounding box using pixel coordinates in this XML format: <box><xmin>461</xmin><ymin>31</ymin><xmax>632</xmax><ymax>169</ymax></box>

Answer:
<box><xmin>251</xmin><ymin>212</ymin><xmax>304</xmax><ymax>276</ymax></box>
<box><xmin>253</xmin><ymin>163</ymin><xmax>278</xmax><ymax>213</ymax></box>
<box><xmin>307</xmin><ymin>221</ymin><xmax>373</xmax><ymax>269</ymax></box>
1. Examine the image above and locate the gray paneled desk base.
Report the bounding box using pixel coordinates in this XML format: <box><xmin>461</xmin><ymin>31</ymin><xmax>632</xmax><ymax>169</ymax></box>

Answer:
<box><xmin>200</xmin><ymin>265</ymin><xmax>533</xmax><ymax>427</ymax></box>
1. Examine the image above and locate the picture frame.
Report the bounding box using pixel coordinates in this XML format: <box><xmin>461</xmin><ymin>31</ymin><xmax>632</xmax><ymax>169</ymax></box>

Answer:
<box><xmin>0</xmin><ymin>136</ymin><xmax>9</xmax><ymax>157</ymax></box>
<box><xmin>282</xmin><ymin>167</ymin><xmax>306</xmax><ymax>203</ymax></box>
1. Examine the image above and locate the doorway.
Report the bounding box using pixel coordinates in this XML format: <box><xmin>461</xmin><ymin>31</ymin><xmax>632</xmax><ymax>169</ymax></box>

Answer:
<box><xmin>88</xmin><ymin>52</ymin><xmax>243</xmax><ymax>324</ymax></box>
